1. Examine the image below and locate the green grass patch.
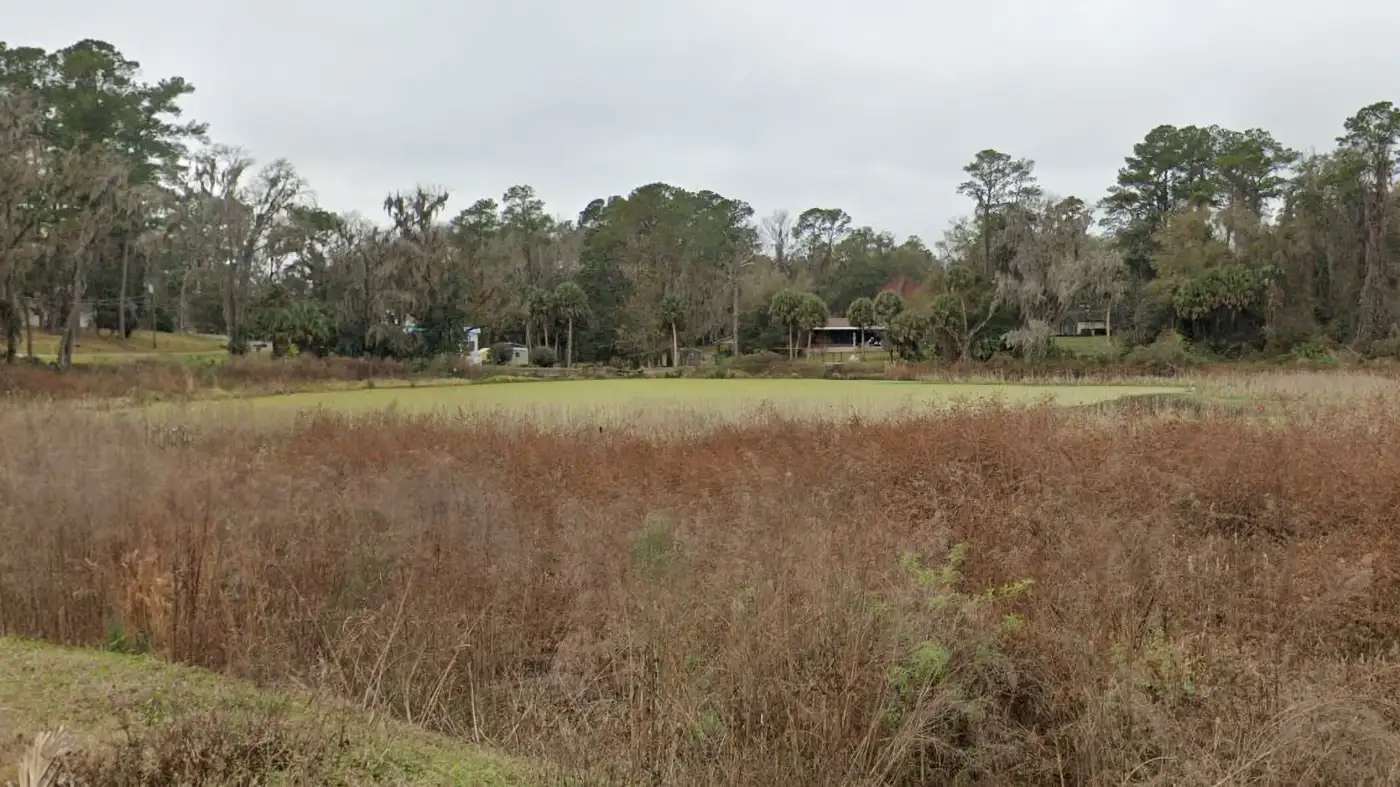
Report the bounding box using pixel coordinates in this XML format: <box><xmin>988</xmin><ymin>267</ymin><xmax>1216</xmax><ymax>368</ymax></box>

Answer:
<box><xmin>1053</xmin><ymin>335</ymin><xmax>1117</xmax><ymax>358</ymax></box>
<box><xmin>147</xmin><ymin>378</ymin><xmax>1190</xmax><ymax>430</ymax></box>
<box><xmin>60</xmin><ymin>350</ymin><xmax>227</xmax><ymax>366</ymax></box>
<box><xmin>0</xmin><ymin>636</ymin><xmax>537</xmax><ymax>785</ymax></box>
<box><xmin>24</xmin><ymin>330</ymin><xmax>229</xmax><ymax>364</ymax></box>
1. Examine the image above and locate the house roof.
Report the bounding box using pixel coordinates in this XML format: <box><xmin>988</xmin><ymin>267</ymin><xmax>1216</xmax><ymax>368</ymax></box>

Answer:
<box><xmin>814</xmin><ymin>317</ymin><xmax>885</xmax><ymax>331</ymax></box>
<box><xmin>1064</xmin><ymin>305</ymin><xmax>1109</xmax><ymax>320</ymax></box>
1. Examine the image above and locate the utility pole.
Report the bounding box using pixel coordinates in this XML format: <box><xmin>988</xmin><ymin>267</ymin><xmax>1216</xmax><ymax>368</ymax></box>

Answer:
<box><xmin>148</xmin><ymin>281</ymin><xmax>157</xmax><ymax>349</ymax></box>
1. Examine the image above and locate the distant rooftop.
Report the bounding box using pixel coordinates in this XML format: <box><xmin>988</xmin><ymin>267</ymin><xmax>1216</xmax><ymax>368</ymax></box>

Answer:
<box><xmin>814</xmin><ymin>317</ymin><xmax>885</xmax><ymax>331</ymax></box>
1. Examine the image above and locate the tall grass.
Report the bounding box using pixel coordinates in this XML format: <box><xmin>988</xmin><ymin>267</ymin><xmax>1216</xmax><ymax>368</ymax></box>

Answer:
<box><xmin>0</xmin><ymin>355</ymin><xmax>513</xmax><ymax>402</ymax></box>
<box><xmin>3</xmin><ymin>404</ymin><xmax>1400</xmax><ymax>784</ymax></box>
<box><xmin>8</xmin><ymin>350</ymin><xmax>1400</xmax><ymax>404</ymax></box>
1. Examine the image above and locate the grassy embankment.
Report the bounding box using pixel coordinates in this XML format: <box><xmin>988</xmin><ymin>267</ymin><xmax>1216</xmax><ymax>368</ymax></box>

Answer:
<box><xmin>0</xmin><ymin>638</ymin><xmax>536</xmax><ymax>785</ymax></box>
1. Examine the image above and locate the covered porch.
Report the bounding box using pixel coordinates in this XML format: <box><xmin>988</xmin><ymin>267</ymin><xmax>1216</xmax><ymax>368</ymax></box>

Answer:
<box><xmin>806</xmin><ymin>317</ymin><xmax>885</xmax><ymax>356</ymax></box>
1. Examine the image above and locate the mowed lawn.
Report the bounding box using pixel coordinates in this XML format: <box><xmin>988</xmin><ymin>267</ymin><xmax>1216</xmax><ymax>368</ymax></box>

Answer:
<box><xmin>1053</xmin><ymin>335</ymin><xmax>1117</xmax><ymax>358</ymax></box>
<box><xmin>22</xmin><ymin>330</ymin><xmax>227</xmax><ymax>363</ymax></box>
<box><xmin>155</xmin><ymin>378</ymin><xmax>1190</xmax><ymax>428</ymax></box>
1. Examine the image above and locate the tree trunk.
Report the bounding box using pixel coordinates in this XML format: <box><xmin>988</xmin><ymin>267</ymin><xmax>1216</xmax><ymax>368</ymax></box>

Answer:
<box><xmin>1357</xmin><ymin>247</ymin><xmax>1386</xmax><ymax>347</ymax></box>
<box><xmin>2</xmin><ymin>286</ymin><xmax>16</xmax><ymax>364</ymax></box>
<box><xmin>118</xmin><ymin>237</ymin><xmax>130</xmax><ymax>341</ymax></box>
<box><xmin>24</xmin><ymin>297</ymin><xmax>33</xmax><ymax>359</ymax></box>
<box><xmin>525</xmin><ymin>319</ymin><xmax>533</xmax><ymax>352</ymax></box>
<box><xmin>43</xmin><ymin>297</ymin><xmax>61</xmax><ymax>332</ymax></box>
<box><xmin>731</xmin><ymin>259</ymin><xmax>741</xmax><ymax>360</ymax></box>
<box><xmin>1105</xmin><ymin>302</ymin><xmax>1113</xmax><ymax>341</ymax></box>
<box><xmin>981</xmin><ymin>205</ymin><xmax>992</xmax><ymax>279</ymax></box>
<box><xmin>222</xmin><ymin>264</ymin><xmax>237</xmax><ymax>354</ymax></box>
<box><xmin>228</xmin><ymin>256</ymin><xmax>249</xmax><ymax>354</ymax></box>
<box><xmin>61</xmin><ymin>252</ymin><xmax>88</xmax><ymax>369</ymax></box>
<box><xmin>671</xmin><ymin>323</ymin><xmax>679</xmax><ymax>368</ymax></box>
<box><xmin>179</xmin><ymin>268</ymin><xmax>192</xmax><ymax>334</ymax></box>
<box><xmin>1356</xmin><ymin>184</ymin><xmax>1391</xmax><ymax>347</ymax></box>
<box><xmin>361</xmin><ymin>257</ymin><xmax>373</xmax><ymax>352</ymax></box>
<box><xmin>566</xmin><ymin>317</ymin><xmax>573</xmax><ymax>368</ymax></box>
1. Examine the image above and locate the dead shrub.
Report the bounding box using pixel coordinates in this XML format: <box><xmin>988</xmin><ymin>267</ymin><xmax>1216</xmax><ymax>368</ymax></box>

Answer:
<box><xmin>4</xmin><ymin>402</ymin><xmax>1400</xmax><ymax>783</ymax></box>
<box><xmin>74</xmin><ymin>709</ymin><xmax>340</xmax><ymax>786</ymax></box>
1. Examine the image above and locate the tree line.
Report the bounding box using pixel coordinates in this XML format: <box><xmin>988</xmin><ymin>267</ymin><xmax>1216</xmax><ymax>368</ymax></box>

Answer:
<box><xmin>2</xmin><ymin>38</ymin><xmax>1398</xmax><ymax>368</ymax></box>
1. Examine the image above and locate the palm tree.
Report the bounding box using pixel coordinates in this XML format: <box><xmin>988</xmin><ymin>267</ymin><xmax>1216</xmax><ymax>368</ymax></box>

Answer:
<box><xmin>872</xmin><ymin>291</ymin><xmax>906</xmax><ymax>360</ymax></box>
<box><xmin>659</xmin><ymin>294</ymin><xmax>684</xmax><ymax>367</ymax></box>
<box><xmin>797</xmin><ymin>293</ymin><xmax>828</xmax><ymax>355</ymax></box>
<box><xmin>552</xmin><ymin>281</ymin><xmax>589</xmax><ymax>367</ymax></box>
<box><xmin>847</xmin><ymin>296</ymin><xmax>875</xmax><ymax>355</ymax></box>
<box><xmin>872</xmin><ymin>290</ymin><xmax>905</xmax><ymax>326</ymax></box>
<box><xmin>769</xmin><ymin>288</ymin><xmax>804</xmax><ymax>359</ymax></box>
<box><xmin>524</xmin><ymin>286</ymin><xmax>552</xmax><ymax>351</ymax></box>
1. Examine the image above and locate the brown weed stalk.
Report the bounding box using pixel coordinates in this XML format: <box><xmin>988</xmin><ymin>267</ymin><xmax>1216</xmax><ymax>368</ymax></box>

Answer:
<box><xmin>2</xmin><ymin>404</ymin><xmax>1399</xmax><ymax>784</ymax></box>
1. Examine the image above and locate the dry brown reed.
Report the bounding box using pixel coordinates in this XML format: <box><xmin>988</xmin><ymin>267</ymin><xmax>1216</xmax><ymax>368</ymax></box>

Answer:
<box><xmin>0</xmin><ymin>355</ymin><xmax>494</xmax><ymax>402</ymax></box>
<box><xmin>3</xmin><ymin>402</ymin><xmax>1400</xmax><ymax>784</ymax></box>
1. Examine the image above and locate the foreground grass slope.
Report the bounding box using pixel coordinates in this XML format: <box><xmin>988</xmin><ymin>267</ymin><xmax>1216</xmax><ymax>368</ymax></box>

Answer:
<box><xmin>0</xmin><ymin>637</ymin><xmax>535</xmax><ymax>785</ymax></box>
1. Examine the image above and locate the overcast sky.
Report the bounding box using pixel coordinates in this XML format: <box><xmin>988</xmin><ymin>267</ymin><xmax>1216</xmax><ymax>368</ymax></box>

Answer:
<box><xmin>8</xmin><ymin>0</ymin><xmax>1399</xmax><ymax>241</ymax></box>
